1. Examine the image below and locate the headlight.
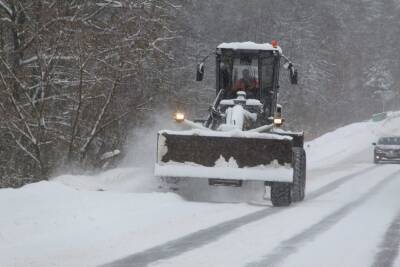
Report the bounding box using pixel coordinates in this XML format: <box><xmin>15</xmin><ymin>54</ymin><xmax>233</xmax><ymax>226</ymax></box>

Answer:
<box><xmin>174</xmin><ymin>112</ymin><xmax>185</xmax><ymax>122</ymax></box>
<box><xmin>273</xmin><ymin>118</ymin><xmax>283</xmax><ymax>126</ymax></box>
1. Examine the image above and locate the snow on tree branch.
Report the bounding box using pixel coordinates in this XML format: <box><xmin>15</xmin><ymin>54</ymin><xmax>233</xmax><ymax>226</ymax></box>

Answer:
<box><xmin>96</xmin><ymin>1</ymin><xmax>123</xmax><ymax>8</ymax></box>
<box><xmin>0</xmin><ymin>0</ymin><xmax>12</xmax><ymax>17</ymax></box>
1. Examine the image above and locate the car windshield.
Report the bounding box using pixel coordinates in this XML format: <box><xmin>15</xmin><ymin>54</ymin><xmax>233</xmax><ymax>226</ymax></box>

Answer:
<box><xmin>378</xmin><ymin>137</ymin><xmax>400</xmax><ymax>145</ymax></box>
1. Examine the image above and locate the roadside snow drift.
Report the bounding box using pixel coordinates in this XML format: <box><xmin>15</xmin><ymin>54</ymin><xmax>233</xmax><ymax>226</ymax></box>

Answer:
<box><xmin>306</xmin><ymin>111</ymin><xmax>400</xmax><ymax>169</ymax></box>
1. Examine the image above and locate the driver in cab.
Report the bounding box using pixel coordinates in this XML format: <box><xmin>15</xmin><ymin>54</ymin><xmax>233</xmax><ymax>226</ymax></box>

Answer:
<box><xmin>233</xmin><ymin>69</ymin><xmax>259</xmax><ymax>98</ymax></box>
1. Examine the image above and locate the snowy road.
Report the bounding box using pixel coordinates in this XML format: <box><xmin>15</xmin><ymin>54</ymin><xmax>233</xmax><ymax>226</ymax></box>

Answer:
<box><xmin>2</xmin><ymin>114</ymin><xmax>400</xmax><ymax>267</ymax></box>
<box><xmin>372</xmin><ymin>209</ymin><xmax>400</xmax><ymax>267</ymax></box>
<box><xmin>105</xmin><ymin>162</ymin><xmax>400</xmax><ymax>267</ymax></box>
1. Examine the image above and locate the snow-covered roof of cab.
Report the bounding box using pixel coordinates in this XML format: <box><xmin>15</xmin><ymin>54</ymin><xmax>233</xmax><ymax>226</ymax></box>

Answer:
<box><xmin>217</xmin><ymin>42</ymin><xmax>282</xmax><ymax>53</ymax></box>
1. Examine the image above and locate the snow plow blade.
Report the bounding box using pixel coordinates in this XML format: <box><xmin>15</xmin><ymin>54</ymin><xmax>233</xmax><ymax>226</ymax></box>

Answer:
<box><xmin>155</xmin><ymin>131</ymin><xmax>294</xmax><ymax>182</ymax></box>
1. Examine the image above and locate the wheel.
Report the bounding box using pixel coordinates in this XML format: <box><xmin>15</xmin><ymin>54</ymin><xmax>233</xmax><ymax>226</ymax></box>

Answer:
<box><xmin>271</xmin><ymin>183</ymin><xmax>292</xmax><ymax>207</ymax></box>
<box><xmin>291</xmin><ymin>147</ymin><xmax>306</xmax><ymax>202</ymax></box>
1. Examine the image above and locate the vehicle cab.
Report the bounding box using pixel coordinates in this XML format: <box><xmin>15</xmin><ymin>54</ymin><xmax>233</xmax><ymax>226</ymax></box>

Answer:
<box><xmin>215</xmin><ymin>42</ymin><xmax>282</xmax><ymax>117</ymax></box>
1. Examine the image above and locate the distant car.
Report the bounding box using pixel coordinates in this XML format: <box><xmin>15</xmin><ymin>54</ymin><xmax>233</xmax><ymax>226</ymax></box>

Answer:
<box><xmin>372</xmin><ymin>136</ymin><xmax>400</xmax><ymax>163</ymax></box>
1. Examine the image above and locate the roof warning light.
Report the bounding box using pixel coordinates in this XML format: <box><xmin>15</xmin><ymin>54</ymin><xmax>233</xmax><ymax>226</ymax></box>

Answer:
<box><xmin>272</xmin><ymin>40</ymin><xmax>278</xmax><ymax>48</ymax></box>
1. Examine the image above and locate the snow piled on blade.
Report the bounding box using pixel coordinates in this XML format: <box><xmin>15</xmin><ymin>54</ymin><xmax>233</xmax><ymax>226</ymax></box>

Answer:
<box><xmin>215</xmin><ymin>156</ymin><xmax>239</xmax><ymax>168</ymax></box>
<box><xmin>217</xmin><ymin>41</ymin><xmax>282</xmax><ymax>53</ymax></box>
<box><xmin>160</xmin><ymin>129</ymin><xmax>292</xmax><ymax>140</ymax></box>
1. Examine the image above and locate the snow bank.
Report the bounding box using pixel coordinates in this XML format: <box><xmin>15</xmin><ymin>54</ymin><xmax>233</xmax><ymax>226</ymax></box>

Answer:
<box><xmin>54</xmin><ymin>167</ymin><xmax>157</xmax><ymax>193</ymax></box>
<box><xmin>306</xmin><ymin>111</ymin><xmax>400</xmax><ymax>169</ymax></box>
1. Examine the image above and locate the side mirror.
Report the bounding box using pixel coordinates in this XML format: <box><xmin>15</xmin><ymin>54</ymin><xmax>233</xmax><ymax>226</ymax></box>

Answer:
<box><xmin>276</xmin><ymin>104</ymin><xmax>282</xmax><ymax>116</ymax></box>
<box><xmin>290</xmin><ymin>68</ymin><xmax>298</xmax><ymax>84</ymax></box>
<box><xmin>274</xmin><ymin>105</ymin><xmax>283</xmax><ymax>126</ymax></box>
<box><xmin>372</xmin><ymin>142</ymin><xmax>376</xmax><ymax>146</ymax></box>
<box><xmin>196</xmin><ymin>63</ymin><xmax>204</xmax><ymax>81</ymax></box>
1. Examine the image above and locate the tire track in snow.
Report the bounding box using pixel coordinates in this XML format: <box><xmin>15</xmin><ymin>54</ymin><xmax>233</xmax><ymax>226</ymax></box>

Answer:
<box><xmin>371</xmin><ymin>209</ymin><xmax>400</xmax><ymax>267</ymax></box>
<box><xmin>246</xmin><ymin>169</ymin><xmax>400</xmax><ymax>267</ymax></box>
<box><xmin>104</xmin><ymin>165</ymin><xmax>379</xmax><ymax>267</ymax></box>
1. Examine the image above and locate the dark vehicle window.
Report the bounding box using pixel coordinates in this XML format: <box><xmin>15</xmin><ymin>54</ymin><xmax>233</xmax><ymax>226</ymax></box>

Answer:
<box><xmin>261</xmin><ymin>56</ymin><xmax>274</xmax><ymax>90</ymax></box>
<box><xmin>378</xmin><ymin>137</ymin><xmax>400</xmax><ymax>145</ymax></box>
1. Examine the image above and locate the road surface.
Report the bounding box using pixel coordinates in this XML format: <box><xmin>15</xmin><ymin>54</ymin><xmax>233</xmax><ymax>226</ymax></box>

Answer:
<box><xmin>104</xmin><ymin>148</ymin><xmax>400</xmax><ymax>267</ymax></box>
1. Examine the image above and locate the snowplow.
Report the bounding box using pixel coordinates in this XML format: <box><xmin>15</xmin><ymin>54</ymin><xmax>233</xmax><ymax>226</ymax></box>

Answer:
<box><xmin>155</xmin><ymin>41</ymin><xmax>306</xmax><ymax>206</ymax></box>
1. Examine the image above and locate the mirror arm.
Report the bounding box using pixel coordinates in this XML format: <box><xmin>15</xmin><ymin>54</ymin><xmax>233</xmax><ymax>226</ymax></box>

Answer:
<box><xmin>205</xmin><ymin>88</ymin><xmax>225</xmax><ymax>127</ymax></box>
<box><xmin>199</xmin><ymin>51</ymin><xmax>216</xmax><ymax>64</ymax></box>
<box><xmin>196</xmin><ymin>51</ymin><xmax>215</xmax><ymax>82</ymax></box>
<box><xmin>281</xmin><ymin>54</ymin><xmax>295</xmax><ymax>70</ymax></box>
<box><xmin>198</xmin><ymin>62</ymin><xmax>204</xmax><ymax>74</ymax></box>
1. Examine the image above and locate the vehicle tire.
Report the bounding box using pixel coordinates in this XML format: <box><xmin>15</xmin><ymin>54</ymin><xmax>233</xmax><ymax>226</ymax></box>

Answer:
<box><xmin>291</xmin><ymin>147</ymin><xmax>306</xmax><ymax>202</ymax></box>
<box><xmin>271</xmin><ymin>183</ymin><xmax>292</xmax><ymax>207</ymax></box>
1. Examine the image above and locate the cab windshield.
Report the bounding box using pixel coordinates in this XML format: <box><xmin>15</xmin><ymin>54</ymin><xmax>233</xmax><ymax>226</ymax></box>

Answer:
<box><xmin>232</xmin><ymin>57</ymin><xmax>258</xmax><ymax>89</ymax></box>
<box><xmin>219</xmin><ymin>53</ymin><xmax>275</xmax><ymax>100</ymax></box>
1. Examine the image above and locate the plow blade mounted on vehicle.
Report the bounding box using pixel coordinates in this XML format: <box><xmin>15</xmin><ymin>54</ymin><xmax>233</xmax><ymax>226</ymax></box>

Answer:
<box><xmin>155</xmin><ymin>131</ymin><xmax>295</xmax><ymax>183</ymax></box>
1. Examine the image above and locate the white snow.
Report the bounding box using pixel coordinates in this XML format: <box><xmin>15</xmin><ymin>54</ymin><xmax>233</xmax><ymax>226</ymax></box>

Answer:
<box><xmin>99</xmin><ymin>149</ymin><xmax>121</xmax><ymax>160</ymax></box>
<box><xmin>0</xmin><ymin>176</ymin><xmax>262</xmax><ymax>267</ymax></box>
<box><xmin>96</xmin><ymin>0</ymin><xmax>123</xmax><ymax>8</ymax></box>
<box><xmin>159</xmin><ymin>128</ymin><xmax>292</xmax><ymax>140</ymax></box>
<box><xmin>150</xmin><ymin>165</ymin><xmax>400</xmax><ymax>267</ymax></box>
<box><xmin>2</xmin><ymin>111</ymin><xmax>400</xmax><ymax>266</ymax></box>
<box><xmin>306</xmin><ymin>113</ymin><xmax>400</xmax><ymax>169</ymax></box>
<box><xmin>217</xmin><ymin>42</ymin><xmax>282</xmax><ymax>53</ymax></box>
<box><xmin>154</xmin><ymin>160</ymin><xmax>293</xmax><ymax>182</ymax></box>
<box><xmin>214</xmin><ymin>155</ymin><xmax>239</xmax><ymax>168</ymax></box>
<box><xmin>0</xmin><ymin>0</ymin><xmax>12</xmax><ymax>16</ymax></box>
<box><xmin>219</xmin><ymin>104</ymin><xmax>257</xmax><ymax>131</ymax></box>
<box><xmin>219</xmin><ymin>99</ymin><xmax>262</xmax><ymax>107</ymax></box>
<box><xmin>219</xmin><ymin>99</ymin><xmax>235</xmax><ymax>106</ymax></box>
<box><xmin>54</xmin><ymin>167</ymin><xmax>156</xmax><ymax>193</ymax></box>
<box><xmin>245</xmin><ymin>98</ymin><xmax>263</xmax><ymax>106</ymax></box>
<box><xmin>157</xmin><ymin>133</ymin><xmax>168</xmax><ymax>162</ymax></box>
<box><xmin>280</xmin><ymin>173</ymin><xmax>400</xmax><ymax>267</ymax></box>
